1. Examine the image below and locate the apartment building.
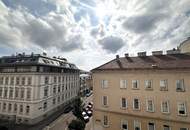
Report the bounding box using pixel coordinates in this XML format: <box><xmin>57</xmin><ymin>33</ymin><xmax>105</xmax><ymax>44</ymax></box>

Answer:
<box><xmin>92</xmin><ymin>51</ymin><xmax>190</xmax><ymax>130</ymax></box>
<box><xmin>0</xmin><ymin>53</ymin><xmax>80</xmax><ymax>125</ymax></box>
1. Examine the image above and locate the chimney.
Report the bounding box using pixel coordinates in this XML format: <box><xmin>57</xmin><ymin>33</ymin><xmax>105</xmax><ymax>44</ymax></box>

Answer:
<box><xmin>137</xmin><ymin>52</ymin><xmax>146</xmax><ymax>57</ymax></box>
<box><xmin>116</xmin><ymin>55</ymin><xmax>119</xmax><ymax>59</ymax></box>
<box><xmin>152</xmin><ymin>51</ymin><xmax>163</xmax><ymax>56</ymax></box>
<box><xmin>125</xmin><ymin>53</ymin><xmax>129</xmax><ymax>57</ymax></box>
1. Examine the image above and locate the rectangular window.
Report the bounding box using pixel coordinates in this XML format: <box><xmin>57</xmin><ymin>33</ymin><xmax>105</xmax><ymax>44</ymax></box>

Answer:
<box><xmin>121</xmin><ymin>119</ymin><xmax>128</xmax><ymax>130</ymax></box>
<box><xmin>121</xmin><ymin>98</ymin><xmax>127</xmax><ymax>108</ymax></box>
<box><xmin>4</xmin><ymin>87</ymin><xmax>8</xmax><ymax>98</ymax></box>
<box><xmin>134</xmin><ymin>120</ymin><xmax>141</xmax><ymax>130</ymax></box>
<box><xmin>22</xmin><ymin>77</ymin><xmax>25</xmax><ymax>85</ymax></box>
<box><xmin>8</xmin><ymin>103</ymin><xmax>12</xmax><ymax>112</ymax></box>
<box><xmin>133</xmin><ymin>98</ymin><xmax>140</xmax><ymax>110</ymax></box>
<box><xmin>5</xmin><ymin>77</ymin><xmax>9</xmax><ymax>85</ymax></box>
<box><xmin>27</xmin><ymin>77</ymin><xmax>32</xmax><ymax>85</ymax></box>
<box><xmin>44</xmin><ymin>76</ymin><xmax>49</xmax><ymax>84</ymax></box>
<box><xmin>161</xmin><ymin>101</ymin><xmax>169</xmax><ymax>113</ymax></box>
<box><xmin>180</xmin><ymin>128</ymin><xmax>188</xmax><ymax>130</ymax></box>
<box><xmin>176</xmin><ymin>79</ymin><xmax>185</xmax><ymax>92</ymax></box>
<box><xmin>3</xmin><ymin>103</ymin><xmax>6</xmax><ymax>111</ymax></box>
<box><xmin>53</xmin><ymin>85</ymin><xmax>56</xmax><ymax>94</ymax></box>
<box><xmin>43</xmin><ymin>102</ymin><xmax>47</xmax><ymax>110</ymax></box>
<box><xmin>0</xmin><ymin>87</ymin><xmax>3</xmax><ymax>97</ymax></box>
<box><xmin>54</xmin><ymin>76</ymin><xmax>57</xmax><ymax>83</ymax></box>
<box><xmin>145</xmin><ymin>80</ymin><xmax>153</xmax><ymax>89</ymax></box>
<box><xmin>58</xmin><ymin>76</ymin><xmax>61</xmax><ymax>83</ymax></box>
<box><xmin>58</xmin><ymin>85</ymin><xmax>61</xmax><ymax>92</ymax></box>
<box><xmin>160</xmin><ymin>80</ymin><xmax>168</xmax><ymax>91</ymax></box>
<box><xmin>0</xmin><ymin>77</ymin><xmax>4</xmax><ymax>85</ymax></box>
<box><xmin>26</xmin><ymin>88</ymin><xmax>31</xmax><ymax>100</ymax></box>
<box><xmin>147</xmin><ymin>100</ymin><xmax>154</xmax><ymax>112</ymax></box>
<box><xmin>178</xmin><ymin>102</ymin><xmax>187</xmax><ymax>116</ymax></box>
<box><xmin>102</xmin><ymin>96</ymin><xmax>108</xmax><ymax>106</ymax></box>
<box><xmin>16</xmin><ymin>77</ymin><xmax>20</xmax><ymax>85</ymax></box>
<box><xmin>101</xmin><ymin>80</ymin><xmax>108</xmax><ymax>88</ymax></box>
<box><xmin>163</xmin><ymin>125</ymin><xmax>170</xmax><ymax>130</ymax></box>
<box><xmin>103</xmin><ymin>115</ymin><xmax>108</xmax><ymax>127</ymax></box>
<box><xmin>26</xmin><ymin>105</ymin><xmax>30</xmax><ymax>114</ymax></box>
<box><xmin>52</xmin><ymin>98</ymin><xmax>56</xmax><ymax>105</ymax></box>
<box><xmin>9</xmin><ymin>87</ymin><xmax>14</xmax><ymax>98</ymax></box>
<box><xmin>10</xmin><ymin>77</ymin><xmax>14</xmax><ymax>85</ymax></box>
<box><xmin>148</xmin><ymin>122</ymin><xmax>155</xmax><ymax>130</ymax></box>
<box><xmin>14</xmin><ymin>104</ymin><xmax>17</xmax><ymax>113</ymax></box>
<box><xmin>15</xmin><ymin>87</ymin><xmax>19</xmax><ymax>98</ymax></box>
<box><xmin>20</xmin><ymin>88</ymin><xmax>25</xmax><ymax>99</ymax></box>
<box><xmin>132</xmin><ymin>80</ymin><xmax>139</xmax><ymax>89</ymax></box>
<box><xmin>44</xmin><ymin>87</ymin><xmax>48</xmax><ymax>97</ymax></box>
<box><xmin>20</xmin><ymin>104</ymin><xmax>23</xmax><ymax>113</ymax></box>
<box><xmin>120</xmin><ymin>80</ymin><xmax>127</xmax><ymax>89</ymax></box>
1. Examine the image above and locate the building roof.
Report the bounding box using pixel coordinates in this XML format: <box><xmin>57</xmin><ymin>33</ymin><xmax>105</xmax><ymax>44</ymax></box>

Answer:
<box><xmin>0</xmin><ymin>53</ymin><xmax>79</xmax><ymax>70</ymax></box>
<box><xmin>92</xmin><ymin>53</ymin><xmax>190</xmax><ymax>71</ymax></box>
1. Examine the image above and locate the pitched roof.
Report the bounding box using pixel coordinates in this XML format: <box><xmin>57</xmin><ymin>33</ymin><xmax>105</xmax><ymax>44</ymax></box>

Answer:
<box><xmin>92</xmin><ymin>53</ymin><xmax>190</xmax><ymax>71</ymax></box>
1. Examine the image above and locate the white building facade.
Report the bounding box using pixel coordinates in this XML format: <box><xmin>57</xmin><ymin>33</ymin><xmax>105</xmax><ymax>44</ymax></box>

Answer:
<box><xmin>0</xmin><ymin>53</ymin><xmax>80</xmax><ymax>124</ymax></box>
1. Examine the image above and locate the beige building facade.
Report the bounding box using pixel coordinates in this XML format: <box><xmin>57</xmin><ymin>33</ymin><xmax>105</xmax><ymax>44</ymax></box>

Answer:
<box><xmin>92</xmin><ymin>51</ymin><xmax>190</xmax><ymax>130</ymax></box>
<box><xmin>179</xmin><ymin>37</ymin><xmax>190</xmax><ymax>53</ymax></box>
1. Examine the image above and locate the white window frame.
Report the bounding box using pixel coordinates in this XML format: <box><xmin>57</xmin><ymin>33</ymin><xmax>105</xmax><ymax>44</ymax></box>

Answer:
<box><xmin>145</xmin><ymin>80</ymin><xmax>153</xmax><ymax>90</ymax></box>
<box><xmin>134</xmin><ymin>120</ymin><xmax>141</xmax><ymax>130</ymax></box>
<box><xmin>121</xmin><ymin>119</ymin><xmax>128</xmax><ymax>130</ymax></box>
<box><xmin>163</xmin><ymin>125</ymin><xmax>171</xmax><ymax>130</ymax></box>
<box><xmin>177</xmin><ymin>102</ymin><xmax>187</xmax><ymax>116</ymax></box>
<box><xmin>176</xmin><ymin>79</ymin><xmax>185</xmax><ymax>92</ymax></box>
<box><xmin>180</xmin><ymin>128</ymin><xmax>189</xmax><ymax>130</ymax></box>
<box><xmin>120</xmin><ymin>79</ymin><xmax>127</xmax><ymax>89</ymax></box>
<box><xmin>133</xmin><ymin>98</ymin><xmax>140</xmax><ymax>110</ymax></box>
<box><xmin>121</xmin><ymin>98</ymin><xmax>127</xmax><ymax>109</ymax></box>
<box><xmin>160</xmin><ymin>80</ymin><xmax>168</xmax><ymax>91</ymax></box>
<box><xmin>101</xmin><ymin>80</ymin><xmax>108</xmax><ymax>88</ymax></box>
<box><xmin>102</xmin><ymin>96</ymin><xmax>108</xmax><ymax>107</ymax></box>
<box><xmin>161</xmin><ymin>101</ymin><xmax>170</xmax><ymax>114</ymax></box>
<box><xmin>132</xmin><ymin>80</ymin><xmax>139</xmax><ymax>89</ymax></box>
<box><xmin>146</xmin><ymin>99</ymin><xmax>154</xmax><ymax>112</ymax></box>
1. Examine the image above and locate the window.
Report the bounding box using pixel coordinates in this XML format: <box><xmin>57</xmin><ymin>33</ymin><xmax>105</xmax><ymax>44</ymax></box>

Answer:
<box><xmin>14</xmin><ymin>104</ymin><xmax>17</xmax><ymax>113</ymax></box>
<box><xmin>102</xmin><ymin>96</ymin><xmax>108</xmax><ymax>106</ymax></box>
<box><xmin>43</xmin><ymin>102</ymin><xmax>47</xmax><ymax>110</ymax></box>
<box><xmin>53</xmin><ymin>85</ymin><xmax>56</xmax><ymax>94</ymax></box>
<box><xmin>145</xmin><ymin>80</ymin><xmax>153</xmax><ymax>89</ymax></box>
<box><xmin>15</xmin><ymin>87</ymin><xmax>19</xmax><ymax>98</ymax></box>
<box><xmin>57</xmin><ymin>96</ymin><xmax>60</xmax><ymax>103</ymax></box>
<box><xmin>178</xmin><ymin>102</ymin><xmax>187</xmax><ymax>116</ymax></box>
<box><xmin>132</xmin><ymin>80</ymin><xmax>139</xmax><ymax>89</ymax></box>
<box><xmin>3</xmin><ymin>103</ymin><xmax>6</xmax><ymax>111</ymax></box>
<box><xmin>134</xmin><ymin>120</ymin><xmax>141</xmax><ymax>130</ymax></box>
<box><xmin>176</xmin><ymin>79</ymin><xmax>185</xmax><ymax>92</ymax></box>
<box><xmin>26</xmin><ymin>105</ymin><xmax>30</xmax><ymax>114</ymax></box>
<box><xmin>53</xmin><ymin>98</ymin><xmax>56</xmax><ymax>105</ymax></box>
<box><xmin>147</xmin><ymin>100</ymin><xmax>154</xmax><ymax>112</ymax></box>
<box><xmin>0</xmin><ymin>77</ymin><xmax>4</xmax><ymax>85</ymax></box>
<box><xmin>44</xmin><ymin>87</ymin><xmax>48</xmax><ymax>97</ymax></box>
<box><xmin>0</xmin><ymin>87</ymin><xmax>3</xmax><ymax>97</ymax></box>
<box><xmin>27</xmin><ymin>77</ymin><xmax>32</xmax><ymax>85</ymax></box>
<box><xmin>10</xmin><ymin>77</ymin><xmax>14</xmax><ymax>85</ymax></box>
<box><xmin>101</xmin><ymin>80</ymin><xmax>108</xmax><ymax>88</ymax></box>
<box><xmin>20</xmin><ymin>104</ymin><xmax>23</xmax><ymax>113</ymax></box>
<box><xmin>44</xmin><ymin>76</ymin><xmax>49</xmax><ymax>84</ymax></box>
<box><xmin>5</xmin><ymin>77</ymin><xmax>9</xmax><ymax>85</ymax></box>
<box><xmin>121</xmin><ymin>98</ymin><xmax>127</xmax><ymax>108</ymax></box>
<box><xmin>148</xmin><ymin>122</ymin><xmax>155</xmax><ymax>130</ymax></box>
<box><xmin>58</xmin><ymin>76</ymin><xmax>61</xmax><ymax>83</ymax></box>
<box><xmin>163</xmin><ymin>125</ymin><xmax>170</xmax><ymax>130</ymax></box>
<box><xmin>20</xmin><ymin>88</ymin><xmax>25</xmax><ymax>99</ymax></box>
<box><xmin>160</xmin><ymin>80</ymin><xmax>168</xmax><ymax>91</ymax></box>
<box><xmin>103</xmin><ymin>115</ymin><xmax>108</xmax><ymax>127</ymax></box>
<box><xmin>16</xmin><ymin>77</ymin><xmax>20</xmax><ymax>85</ymax></box>
<box><xmin>9</xmin><ymin>87</ymin><xmax>14</xmax><ymax>98</ymax></box>
<box><xmin>4</xmin><ymin>87</ymin><xmax>8</xmax><ymax>98</ymax></box>
<box><xmin>180</xmin><ymin>128</ymin><xmax>188</xmax><ymax>130</ymax></box>
<box><xmin>22</xmin><ymin>77</ymin><xmax>25</xmax><ymax>85</ymax></box>
<box><xmin>120</xmin><ymin>80</ymin><xmax>127</xmax><ymax>89</ymax></box>
<box><xmin>26</xmin><ymin>88</ymin><xmax>31</xmax><ymax>100</ymax></box>
<box><xmin>133</xmin><ymin>99</ymin><xmax>140</xmax><ymax>110</ymax></box>
<box><xmin>161</xmin><ymin>101</ymin><xmax>169</xmax><ymax>113</ymax></box>
<box><xmin>58</xmin><ymin>85</ymin><xmax>61</xmax><ymax>93</ymax></box>
<box><xmin>121</xmin><ymin>119</ymin><xmax>128</xmax><ymax>130</ymax></box>
<box><xmin>54</xmin><ymin>76</ymin><xmax>57</xmax><ymax>83</ymax></box>
<box><xmin>8</xmin><ymin>103</ymin><xmax>12</xmax><ymax>112</ymax></box>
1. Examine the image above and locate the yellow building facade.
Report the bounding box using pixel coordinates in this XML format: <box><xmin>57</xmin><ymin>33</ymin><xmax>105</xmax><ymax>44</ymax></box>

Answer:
<box><xmin>92</xmin><ymin>52</ymin><xmax>190</xmax><ymax>130</ymax></box>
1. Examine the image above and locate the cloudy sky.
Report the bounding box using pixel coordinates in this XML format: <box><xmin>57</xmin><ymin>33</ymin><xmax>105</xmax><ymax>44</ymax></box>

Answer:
<box><xmin>0</xmin><ymin>0</ymin><xmax>190</xmax><ymax>70</ymax></box>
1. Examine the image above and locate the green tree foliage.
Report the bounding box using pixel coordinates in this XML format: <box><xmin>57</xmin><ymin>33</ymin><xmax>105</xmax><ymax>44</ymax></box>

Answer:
<box><xmin>68</xmin><ymin>119</ymin><xmax>85</xmax><ymax>130</ymax></box>
<box><xmin>72</xmin><ymin>97</ymin><xmax>83</xmax><ymax>120</ymax></box>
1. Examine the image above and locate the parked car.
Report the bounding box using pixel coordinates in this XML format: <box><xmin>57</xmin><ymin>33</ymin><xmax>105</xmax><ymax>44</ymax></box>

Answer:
<box><xmin>87</xmin><ymin>104</ymin><xmax>92</xmax><ymax>109</ymax></box>
<box><xmin>87</xmin><ymin>110</ymin><xmax>92</xmax><ymax>117</ymax></box>
<box><xmin>82</xmin><ymin>111</ymin><xmax>89</xmax><ymax>123</ymax></box>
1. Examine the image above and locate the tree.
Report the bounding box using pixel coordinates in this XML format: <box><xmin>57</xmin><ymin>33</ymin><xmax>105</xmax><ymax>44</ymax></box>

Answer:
<box><xmin>72</xmin><ymin>97</ymin><xmax>83</xmax><ymax>120</ymax></box>
<box><xmin>68</xmin><ymin>119</ymin><xmax>85</xmax><ymax>130</ymax></box>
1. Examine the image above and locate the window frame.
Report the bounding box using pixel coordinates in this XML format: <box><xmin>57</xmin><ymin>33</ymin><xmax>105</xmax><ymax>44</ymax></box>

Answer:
<box><xmin>146</xmin><ymin>99</ymin><xmax>154</xmax><ymax>112</ymax></box>
<box><xmin>177</xmin><ymin>102</ymin><xmax>187</xmax><ymax>116</ymax></box>
<box><xmin>132</xmin><ymin>80</ymin><xmax>139</xmax><ymax>89</ymax></box>
<box><xmin>145</xmin><ymin>80</ymin><xmax>153</xmax><ymax>90</ymax></box>
<box><xmin>121</xmin><ymin>119</ymin><xmax>128</xmax><ymax>130</ymax></box>
<box><xmin>120</xmin><ymin>79</ymin><xmax>127</xmax><ymax>89</ymax></box>
<box><xmin>102</xmin><ymin>96</ymin><xmax>108</xmax><ymax>107</ymax></box>
<box><xmin>133</xmin><ymin>98</ymin><xmax>140</xmax><ymax>110</ymax></box>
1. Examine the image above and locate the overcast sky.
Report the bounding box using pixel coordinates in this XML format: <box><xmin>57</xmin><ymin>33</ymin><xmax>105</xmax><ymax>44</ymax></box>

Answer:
<box><xmin>0</xmin><ymin>0</ymin><xmax>190</xmax><ymax>70</ymax></box>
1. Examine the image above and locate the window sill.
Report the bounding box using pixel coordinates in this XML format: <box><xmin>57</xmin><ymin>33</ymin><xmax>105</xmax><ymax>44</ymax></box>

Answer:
<box><xmin>102</xmin><ymin>124</ymin><xmax>109</xmax><ymax>128</ymax></box>
<box><xmin>162</xmin><ymin>112</ymin><xmax>170</xmax><ymax>115</ymax></box>
<box><xmin>120</xmin><ymin>107</ymin><xmax>127</xmax><ymax>110</ymax></box>
<box><xmin>102</xmin><ymin>105</ymin><xmax>109</xmax><ymax>108</ymax></box>
<box><xmin>132</xmin><ymin>88</ymin><xmax>139</xmax><ymax>90</ymax></box>
<box><xmin>133</xmin><ymin>108</ymin><xmax>140</xmax><ymax>111</ymax></box>
<box><xmin>178</xmin><ymin>114</ymin><xmax>187</xmax><ymax>117</ymax></box>
<box><xmin>146</xmin><ymin>110</ymin><xmax>155</xmax><ymax>113</ymax></box>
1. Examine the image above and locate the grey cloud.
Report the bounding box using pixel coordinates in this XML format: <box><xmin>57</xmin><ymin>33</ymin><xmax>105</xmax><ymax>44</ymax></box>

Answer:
<box><xmin>90</xmin><ymin>25</ymin><xmax>105</xmax><ymax>38</ymax></box>
<box><xmin>98</xmin><ymin>36</ymin><xmax>125</xmax><ymax>53</ymax></box>
<box><xmin>123</xmin><ymin>13</ymin><xmax>167</xmax><ymax>34</ymax></box>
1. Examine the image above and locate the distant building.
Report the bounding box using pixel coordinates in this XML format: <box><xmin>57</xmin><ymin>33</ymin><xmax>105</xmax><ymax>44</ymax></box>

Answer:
<box><xmin>0</xmin><ymin>53</ymin><xmax>80</xmax><ymax>125</ymax></box>
<box><xmin>179</xmin><ymin>37</ymin><xmax>190</xmax><ymax>53</ymax></box>
<box><xmin>80</xmin><ymin>71</ymin><xmax>92</xmax><ymax>96</ymax></box>
<box><xmin>92</xmin><ymin>51</ymin><xmax>190</xmax><ymax>130</ymax></box>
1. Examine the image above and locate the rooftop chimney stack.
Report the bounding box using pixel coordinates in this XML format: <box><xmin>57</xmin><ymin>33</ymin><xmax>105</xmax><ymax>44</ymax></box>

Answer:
<box><xmin>116</xmin><ymin>55</ymin><xmax>119</xmax><ymax>59</ymax></box>
<box><xmin>137</xmin><ymin>52</ymin><xmax>146</xmax><ymax>57</ymax></box>
<box><xmin>125</xmin><ymin>53</ymin><xmax>129</xmax><ymax>58</ymax></box>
